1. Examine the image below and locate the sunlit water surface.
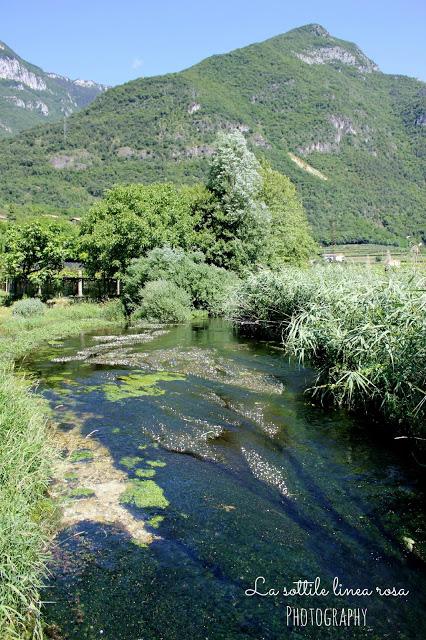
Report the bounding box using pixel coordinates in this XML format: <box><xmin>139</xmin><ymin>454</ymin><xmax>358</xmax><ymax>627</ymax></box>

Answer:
<box><xmin>27</xmin><ymin>320</ymin><xmax>426</xmax><ymax>640</ymax></box>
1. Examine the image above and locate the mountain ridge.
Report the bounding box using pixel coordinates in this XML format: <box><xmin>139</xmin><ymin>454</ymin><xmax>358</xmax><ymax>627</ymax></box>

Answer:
<box><xmin>0</xmin><ymin>39</ymin><xmax>107</xmax><ymax>136</ymax></box>
<box><xmin>0</xmin><ymin>24</ymin><xmax>424</xmax><ymax>245</ymax></box>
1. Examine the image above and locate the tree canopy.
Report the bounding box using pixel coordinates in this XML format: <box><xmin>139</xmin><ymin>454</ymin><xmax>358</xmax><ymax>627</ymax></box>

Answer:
<box><xmin>1</xmin><ymin>222</ymin><xmax>75</xmax><ymax>291</ymax></box>
<box><xmin>196</xmin><ymin>131</ymin><xmax>271</xmax><ymax>272</ymax></box>
<box><xmin>260</xmin><ymin>161</ymin><xmax>317</xmax><ymax>266</ymax></box>
<box><xmin>79</xmin><ymin>183</ymin><xmax>200</xmax><ymax>279</ymax></box>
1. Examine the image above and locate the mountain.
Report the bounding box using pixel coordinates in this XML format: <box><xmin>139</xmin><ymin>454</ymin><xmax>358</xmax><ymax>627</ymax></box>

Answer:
<box><xmin>0</xmin><ymin>39</ymin><xmax>107</xmax><ymax>137</ymax></box>
<box><xmin>0</xmin><ymin>24</ymin><xmax>424</xmax><ymax>244</ymax></box>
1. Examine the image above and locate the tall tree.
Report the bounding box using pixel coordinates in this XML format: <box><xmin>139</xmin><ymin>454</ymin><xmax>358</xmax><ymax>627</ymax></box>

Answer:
<box><xmin>260</xmin><ymin>161</ymin><xmax>317</xmax><ymax>266</ymax></box>
<box><xmin>197</xmin><ymin>131</ymin><xmax>271</xmax><ymax>272</ymax></box>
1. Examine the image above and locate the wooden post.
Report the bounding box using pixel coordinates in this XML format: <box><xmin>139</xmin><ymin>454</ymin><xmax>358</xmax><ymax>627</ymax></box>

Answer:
<box><xmin>116</xmin><ymin>279</ymin><xmax>121</xmax><ymax>296</ymax></box>
<box><xmin>77</xmin><ymin>270</ymin><xmax>84</xmax><ymax>298</ymax></box>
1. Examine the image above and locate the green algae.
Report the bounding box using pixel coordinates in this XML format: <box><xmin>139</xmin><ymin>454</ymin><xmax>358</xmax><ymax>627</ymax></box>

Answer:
<box><xmin>101</xmin><ymin>371</ymin><xmax>186</xmax><ymax>402</ymax></box>
<box><xmin>120</xmin><ymin>480</ymin><xmax>169</xmax><ymax>509</ymax></box>
<box><xmin>120</xmin><ymin>456</ymin><xmax>143</xmax><ymax>469</ymax></box>
<box><xmin>64</xmin><ymin>473</ymin><xmax>78</xmax><ymax>481</ymax></box>
<box><xmin>135</xmin><ymin>469</ymin><xmax>156</xmax><ymax>478</ymax></box>
<box><xmin>148</xmin><ymin>515</ymin><xmax>164</xmax><ymax>529</ymax></box>
<box><xmin>112</xmin><ymin>427</ymin><xmax>121</xmax><ymax>434</ymax></box>
<box><xmin>137</xmin><ymin>444</ymin><xmax>147</xmax><ymax>451</ymax></box>
<box><xmin>69</xmin><ymin>449</ymin><xmax>94</xmax><ymax>463</ymax></box>
<box><xmin>69</xmin><ymin>487</ymin><xmax>95</xmax><ymax>499</ymax></box>
<box><xmin>147</xmin><ymin>460</ymin><xmax>166</xmax><ymax>468</ymax></box>
<box><xmin>44</xmin><ymin>372</ymin><xmax>76</xmax><ymax>385</ymax></box>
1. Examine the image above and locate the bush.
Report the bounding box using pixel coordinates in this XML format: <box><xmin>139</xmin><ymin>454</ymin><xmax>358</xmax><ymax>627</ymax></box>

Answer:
<box><xmin>134</xmin><ymin>280</ymin><xmax>192</xmax><ymax>323</ymax></box>
<box><xmin>12</xmin><ymin>298</ymin><xmax>46</xmax><ymax>318</ymax></box>
<box><xmin>123</xmin><ymin>247</ymin><xmax>238</xmax><ymax>316</ymax></box>
<box><xmin>0</xmin><ymin>290</ymin><xmax>12</xmax><ymax>307</ymax></box>
<box><xmin>102</xmin><ymin>299</ymin><xmax>125</xmax><ymax>321</ymax></box>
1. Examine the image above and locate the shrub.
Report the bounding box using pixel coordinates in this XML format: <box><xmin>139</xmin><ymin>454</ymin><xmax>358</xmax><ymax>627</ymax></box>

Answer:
<box><xmin>102</xmin><ymin>299</ymin><xmax>125</xmax><ymax>321</ymax></box>
<box><xmin>0</xmin><ymin>290</ymin><xmax>11</xmax><ymax>307</ymax></box>
<box><xmin>134</xmin><ymin>280</ymin><xmax>192</xmax><ymax>323</ymax></box>
<box><xmin>122</xmin><ymin>247</ymin><xmax>238</xmax><ymax>316</ymax></box>
<box><xmin>12</xmin><ymin>298</ymin><xmax>46</xmax><ymax>318</ymax></box>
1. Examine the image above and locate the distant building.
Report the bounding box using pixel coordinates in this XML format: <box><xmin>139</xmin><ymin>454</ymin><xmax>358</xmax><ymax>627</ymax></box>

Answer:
<box><xmin>0</xmin><ymin>213</ymin><xmax>8</xmax><ymax>221</ymax></box>
<box><xmin>322</xmin><ymin>253</ymin><xmax>345</xmax><ymax>263</ymax></box>
<box><xmin>70</xmin><ymin>217</ymin><xmax>81</xmax><ymax>224</ymax></box>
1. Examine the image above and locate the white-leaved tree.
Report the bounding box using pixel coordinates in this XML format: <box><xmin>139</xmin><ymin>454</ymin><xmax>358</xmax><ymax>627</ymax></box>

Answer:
<box><xmin>203</xmin><ymin>130</ymin><xmax>271</xmax><ymax>271</ymax></box>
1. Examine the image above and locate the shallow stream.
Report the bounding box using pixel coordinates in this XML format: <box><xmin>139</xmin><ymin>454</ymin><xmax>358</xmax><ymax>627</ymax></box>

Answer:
<box><xmin>27</xmin><ymin>320</ymin><xmax>426</xmax><ymax>639</ymax></box>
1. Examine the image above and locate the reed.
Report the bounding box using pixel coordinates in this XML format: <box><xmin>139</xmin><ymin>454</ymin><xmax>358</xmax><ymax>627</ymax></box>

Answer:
<box><xmin>229</xmin><ymin>266</ymin><xmax>426</xmax><ymax>434</ymax></box>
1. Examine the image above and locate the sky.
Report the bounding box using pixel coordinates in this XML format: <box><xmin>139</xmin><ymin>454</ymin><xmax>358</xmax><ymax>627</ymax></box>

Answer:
<box><xmin>1</xmin><ymin>0</ymin><xmax>425</xmax><ymax>86</ymax></box>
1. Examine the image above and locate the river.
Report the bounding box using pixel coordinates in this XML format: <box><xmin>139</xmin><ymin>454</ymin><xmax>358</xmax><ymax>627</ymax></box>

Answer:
<box><xmin>27</xmin><ymin>319</ymin><xmax>426</xmax><ymax>639</ymax></box>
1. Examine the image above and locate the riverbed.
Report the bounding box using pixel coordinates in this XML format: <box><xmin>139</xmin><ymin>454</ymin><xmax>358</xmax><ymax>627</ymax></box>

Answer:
<box><xmin>27</xmin><ymin>319</ymin><xmax>426</xmax><ymax>639</ymax></box>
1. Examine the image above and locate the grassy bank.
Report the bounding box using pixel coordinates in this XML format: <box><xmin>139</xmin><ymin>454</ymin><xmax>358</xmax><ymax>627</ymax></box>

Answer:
<box><xmin>0</xmin><ymin>301</ymin><xmax>122</xmax><ymax>639</ymax></box>
<box><xmin>229</xmin><ymin>266</ymin><xmax>426</xmax><ymax>436</ymax></box>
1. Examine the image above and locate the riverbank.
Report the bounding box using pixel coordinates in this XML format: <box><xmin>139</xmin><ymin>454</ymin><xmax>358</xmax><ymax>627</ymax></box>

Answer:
<box><xmin>0</xmin><ymin>301</ymin><xmax>123</xmax><ymax>639</ymax></box>
<box><xmin>229</xmin><ymin>266</ymin><xmax>426</xmax><ymax>439</ymax></box>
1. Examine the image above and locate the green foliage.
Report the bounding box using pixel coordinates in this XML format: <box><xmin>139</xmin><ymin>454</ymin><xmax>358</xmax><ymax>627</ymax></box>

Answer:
<box><xmin>0</xmin><ymin>290</ymin><xmax>10</xmax><ymax>306</ymax></box>
<box><xmin>12</xmin><ymin>297</ymin><xmax>46</xmax><ymax>318</ymax></box>
<box><xmin>103</xmin><ymin>298</ymin><xmax>125</xmax><ymax>321</ymax></box>
<box><xmin>79</xmin><ymin>183</ymin><xmax>200</xmax><ymax>278</ymax></box>
<box><xmin>1</xmin><ymin>221</ymin><xmax>76</xmax><ymax>292</ymax></box>
<box><xmin>134</xmin><ymin>279</ymin><xmax>192</xmax><ymax>323</ymax></box>
<box><xmin>0</xmin><ymin>25</ymin><xmax>424</xmax><ymax>245</ymax></box>
<box><xmin>122</xmin><ymin>246</ymin><xmax>238</xmax><ymax>316</ymax></box>
<box><xmin>229</xmin><ymin>266</ymin><xmax>426</xmax><ymax>434</ymax></box>
<box><xmin>260</xmin><ymin>161</ymin><xmax>317</xmax><ymax>265</ymax></box>
<box><xmin>0</xmin><ymin>369</ymin><xmax>54</xmax><ymax>639</ymax></box>
<box><xmin>197</xmin><ymin>131</ymin><xmax>271</xmax><ymax>271</ymax></box>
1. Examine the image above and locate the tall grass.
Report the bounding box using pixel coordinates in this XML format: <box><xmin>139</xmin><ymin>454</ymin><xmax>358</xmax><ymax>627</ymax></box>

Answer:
<box><xmin>229</xmin><ymin>266</ymin><xmax>426</xmax><ymax>435</ymax></box>
<box><xmin>0</xmin><ymin>301</ymin><xmax>123</xmax><ymax>638</ymax></box>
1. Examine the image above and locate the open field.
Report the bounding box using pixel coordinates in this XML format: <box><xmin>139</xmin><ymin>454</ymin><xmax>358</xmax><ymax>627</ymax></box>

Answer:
<box><xmin>322</xmin><ymin>243</ymin><xmax>425</xmax><ymax>265</ymax></box>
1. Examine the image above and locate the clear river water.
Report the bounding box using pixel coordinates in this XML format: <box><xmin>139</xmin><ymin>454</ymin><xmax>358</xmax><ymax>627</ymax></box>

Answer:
<box><xmin>27</xmin><ymin>319</ymin><xmax>426</xmax><ymax>640</ymax></box>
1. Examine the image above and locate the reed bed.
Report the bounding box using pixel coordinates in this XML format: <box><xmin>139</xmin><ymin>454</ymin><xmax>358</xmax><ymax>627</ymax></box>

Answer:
<box><xmin>229</xmin><ymin>266</ymin><xmax>426</xmax><ymax>435</ymax></box>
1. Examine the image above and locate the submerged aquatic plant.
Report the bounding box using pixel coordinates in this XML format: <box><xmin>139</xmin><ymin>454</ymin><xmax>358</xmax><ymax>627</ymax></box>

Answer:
<box><xmin>102</xmin><ymin>371</ymin><xmax>185</xmax><ymax>401</ymax></box>
<box><xmin>120</xmin><ymin>480</ymin><xmax>169</xmax><ymax>509</ymax></box>
<box><xmin>146</xmin><ymin>460</ymin><xmax>166</xmax><ymax>468</ymax></box>
<box><xmin>135</xmin><ymin>469</ymin><xmax>156</xmax><ymax>478</ymax></box>
<box><xmin>120</xmin><ymin>456</ymin><xmax>143</xmax><ymax>469</ymax></box>
<box><xmin>69</xmin><ymin>449</ymin><xmax>94</xmax><ymax>463</ymax></box>
<box><xmin>68</xmin><ymin>487</ymin><xmax>96</xmax><ymax>499</ymax></box>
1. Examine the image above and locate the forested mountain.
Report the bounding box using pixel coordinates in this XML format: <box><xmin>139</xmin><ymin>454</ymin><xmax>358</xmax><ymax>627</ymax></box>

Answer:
<box><xmin>0</xmin><ymin>24</ymin><xmax>424</xmax><ymax>244</ymax></box>
<box><xmin>0</xmin><ymin>39</ymin><xmax>106</xmax><ymax>136</ymax></box>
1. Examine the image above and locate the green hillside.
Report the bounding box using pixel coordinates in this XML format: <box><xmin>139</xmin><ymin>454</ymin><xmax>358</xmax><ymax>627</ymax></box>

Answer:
<box><xmin>0</xmin><ymin>24</ymin><xmax>424</xmax><ymax>244</ymax></box>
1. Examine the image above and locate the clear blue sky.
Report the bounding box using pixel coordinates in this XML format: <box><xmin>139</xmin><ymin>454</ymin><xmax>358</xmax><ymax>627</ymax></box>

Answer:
<box><xmin>2</xmin><ymin>0</ymin><xmax>425</xmax><ymax>85</ymax></box>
